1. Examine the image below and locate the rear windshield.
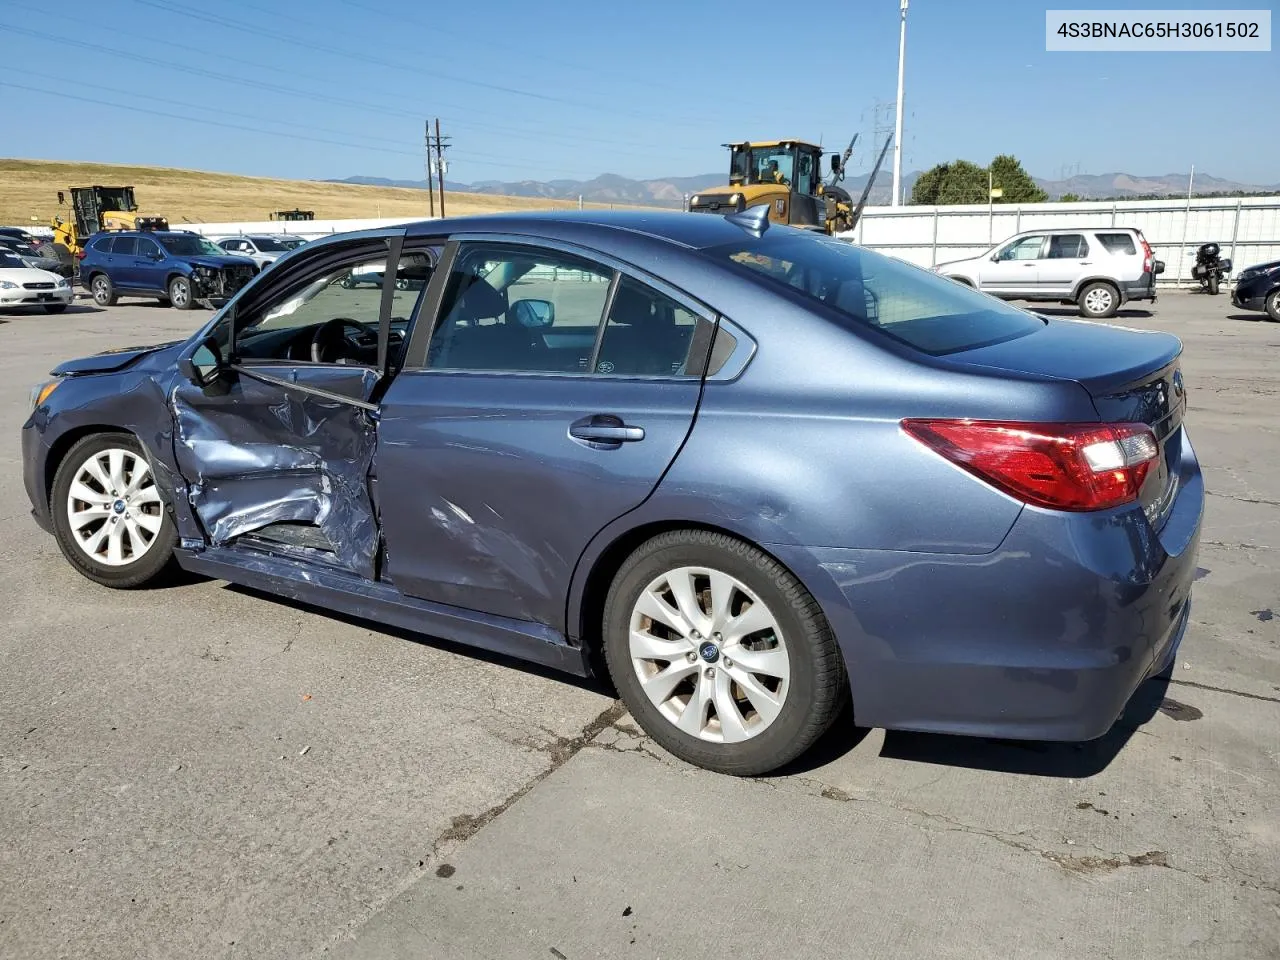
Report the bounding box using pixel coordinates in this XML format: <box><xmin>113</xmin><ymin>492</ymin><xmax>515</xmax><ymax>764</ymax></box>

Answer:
<box><xmin>702</xmin><ymin>233</ymin><xmax>1044</xmax><ymax>356</ymax></box>
<box><xmin>1096</xmin><ymin>233</ymin><xmax>1137</xmax><ymax>255</ymax></box>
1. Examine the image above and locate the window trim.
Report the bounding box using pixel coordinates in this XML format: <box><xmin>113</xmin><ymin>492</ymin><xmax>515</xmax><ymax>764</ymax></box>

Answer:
<box><xmin>401</xmin><ymin>232</ymin><xmax>719</xmax><ymax>381</ymax></box>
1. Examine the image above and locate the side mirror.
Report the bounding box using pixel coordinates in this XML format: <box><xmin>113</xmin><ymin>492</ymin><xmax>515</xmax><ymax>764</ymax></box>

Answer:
<box><xmin>991</xmin><ymin>252</ymin><xmax>1002</xmax><ymax>262</ymax></box>
<box><xmin>178</xmin><ymin>334</ymin><xmax>226</xmax><ymax>386</ymax></box>
<box><xmin>831</xmin><ymin>154</ymin><xmax>842</xmax><ymax>174</ymax></box>
<box><xmin>511</xmin><ymin>298</ymin><xmax>555</xmax><ymax>328</ymax></box>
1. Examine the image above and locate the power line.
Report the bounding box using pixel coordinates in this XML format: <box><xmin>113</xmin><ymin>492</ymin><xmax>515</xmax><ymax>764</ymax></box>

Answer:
<box><xmin>130</xmin><ymin>0</ymin><xmax>710</xmax><ymax>128</ymax></box>
<box><xmin>0</xmin><ymin>23</ymin><xmax>715</xmax><ymax>162</ymax></box>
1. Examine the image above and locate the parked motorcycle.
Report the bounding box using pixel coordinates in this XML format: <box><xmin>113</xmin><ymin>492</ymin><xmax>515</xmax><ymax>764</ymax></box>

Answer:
<box><xmin>1192</xmin><ymin>242</ymin><xmax>1232</xmax><ymax>295</ymax></box>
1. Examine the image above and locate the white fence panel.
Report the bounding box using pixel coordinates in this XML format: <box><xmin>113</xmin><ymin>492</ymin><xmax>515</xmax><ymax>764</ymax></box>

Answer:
<box><xmin>840</xmin><ymin>196</ymin><xmax>1280</xmax><ymax>285</ymax></box>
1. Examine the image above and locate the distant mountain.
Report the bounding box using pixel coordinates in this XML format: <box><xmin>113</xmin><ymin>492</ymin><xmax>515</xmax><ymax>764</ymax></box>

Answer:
<box><xmin>1034</xmin><ymin>171</ymin><xmax>1280</xmax><ymax>199</ymax></box>
<box><xmin>327</xmin><ymin>169</ymin><xmax>1277</xmax><ymax>207</ymax></box>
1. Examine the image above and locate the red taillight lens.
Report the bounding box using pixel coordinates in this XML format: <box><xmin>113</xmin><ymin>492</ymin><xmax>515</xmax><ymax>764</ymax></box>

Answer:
<box><xmin>1139</xmin><ymin>236</ymin><xmax>1154</xmax><ymax>272</ymax></box>
<box><xmin>75</xmin><ymin>250</ymin><xmax>86</xmax><ymax>260</ymax></box>
<box><xmin>902</xmin><ymin>419</ymin><xmax>1159</xmax><ymax>512</ymax></box>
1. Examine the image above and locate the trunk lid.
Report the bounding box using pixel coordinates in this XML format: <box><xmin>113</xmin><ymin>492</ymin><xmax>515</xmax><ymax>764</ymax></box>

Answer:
<box><xmin>941</xmin><ymin>317</ymin><xmax>1186</xmax><ymax>527</ymax></box>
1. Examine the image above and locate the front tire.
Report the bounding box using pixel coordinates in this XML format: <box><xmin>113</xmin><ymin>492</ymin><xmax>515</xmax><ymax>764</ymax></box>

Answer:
<box><xmin>1266</xmin><ymin>290</ymin><xmax>1280</xmax><ymax>322</ymax></box>
<box><xmin>1078</xmin><ymin>281</ymin><xmax>1119</xmax><ymax>319</ymax></box>
<box><xmin>168</xmin><ymin>276</ymin><xmax>193</xmax><ymax>310</ymax></box>
<box><xmin>602</xmin><ymin>530</ymin><xmax>847</xmax><ymax>776</ymax></box>
<box><xmin>50</xmin><ymin>433</ymin><xmax>178</xmax><ymax>588</ymax></box>
<box><xmin>90</xmin><ymin>273</ymin><xmax>117</xmax><ymax>306</ymax></box>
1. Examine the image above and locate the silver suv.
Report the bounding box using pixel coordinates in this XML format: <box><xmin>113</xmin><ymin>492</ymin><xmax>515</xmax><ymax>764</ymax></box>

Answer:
<box><xmin>933</xmin><ymin>227</ymin><xmax>1158</xmax><ymax>319</ymax></box>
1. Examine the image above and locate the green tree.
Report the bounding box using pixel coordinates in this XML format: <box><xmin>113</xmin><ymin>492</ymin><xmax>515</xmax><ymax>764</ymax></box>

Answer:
<box><xmin>910</xmin><ymin>155</ymin><xmax>1048</xmax><ymax>205</ymax></box>
<box><xmin>910</xmin><ymin>160</ymin><xmax>988</xmax><ymax>205</ymax></box>
<box><xmin>1059</xmin><ymin>192</ymin><xmax>1083</xmax><ymax>202</ymax></box>
<box><xmin>988</xmin><ymin>154</ymin><xmax>1048</xmax><ymax>203</ymax></box>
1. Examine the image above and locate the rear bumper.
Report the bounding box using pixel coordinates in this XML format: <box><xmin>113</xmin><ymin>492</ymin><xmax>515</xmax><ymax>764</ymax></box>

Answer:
<box><xmin>1120</xmin><ymin>274</ymin><xmax>1157</xmax><ymax>302</ymax></box>
<box><xmin>771</xmin><ymin>429</ymin><xmax>1203</xmax><ymax>741</ymax></box>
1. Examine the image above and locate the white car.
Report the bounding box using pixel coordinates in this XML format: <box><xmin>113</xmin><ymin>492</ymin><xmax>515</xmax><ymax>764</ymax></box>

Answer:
<box><xmin>214</xmin><ymin>234</ymin><xmax>294</xmax><ymax>271</ymax></box>
<box><xmin>933</xmin><ymin>227</ymin><xmax>1158</xmax><ymax>319</ymax></box>
<box><xmin>0</xmin><ymin>249</ymin><xmax>73</xmax><ymax>314</ymax></box>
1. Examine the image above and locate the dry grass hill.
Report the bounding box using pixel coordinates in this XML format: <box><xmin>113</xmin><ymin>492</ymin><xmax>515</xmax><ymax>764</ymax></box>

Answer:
<box><xmin>0</xmin><ymin>158</ymin><xmax>636</xmax><ymax>228</ymax></box>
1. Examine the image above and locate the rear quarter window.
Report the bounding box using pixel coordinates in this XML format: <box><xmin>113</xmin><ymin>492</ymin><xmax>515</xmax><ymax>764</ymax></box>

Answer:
<box><xmin>1096</xmin><ymin>233</ymin><xmax>1137</xmax><ymax>256</ymax></box>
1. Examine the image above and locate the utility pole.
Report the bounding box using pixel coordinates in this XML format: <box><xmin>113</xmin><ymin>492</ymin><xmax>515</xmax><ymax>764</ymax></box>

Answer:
<box><xmin>434</xmin><ymin>118</ymin><xmax>451</xmax><ymax>219</ymax></box>
<box><xmin>424</xmin><ymin>120</ymin><xmax>435</xmax><ymax>217</ymax></box>
<box><xmin>892</xmin><ymin>0</ymin><xmax>909</xmax><ymax>207</ymax></box>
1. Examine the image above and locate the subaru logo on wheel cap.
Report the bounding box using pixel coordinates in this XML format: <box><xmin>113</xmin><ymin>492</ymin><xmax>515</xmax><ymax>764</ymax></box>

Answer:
<box><xmin>698</xmin><ymin>641</ymin><xmax>720</xmax><ymax>663</ymax></box>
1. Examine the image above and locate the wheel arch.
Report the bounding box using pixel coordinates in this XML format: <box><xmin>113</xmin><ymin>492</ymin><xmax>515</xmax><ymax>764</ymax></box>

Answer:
<box><xmin>569</xmin><ymin>518</ymin><xmax>830</xmax><ymax>680</ymax></box>
<box><xmin>43</xmin><ymin>424</ymin><xmax>135</xmax><ymax>505</ymax></box>
<box><xmin>1070</xmin><ymin>275</ymin><xmax>1121</xmax><ymax>300</ymax></box>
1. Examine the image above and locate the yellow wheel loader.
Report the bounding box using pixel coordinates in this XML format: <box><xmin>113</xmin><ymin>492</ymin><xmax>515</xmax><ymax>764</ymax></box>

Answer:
<box><xmin>50</xmin><ymin>186</ymin><xmax>169</xmax><ymax>259</ymax></box>
<box><xmin>688</xmin><ymin>134</ymin><xmax>892</xmax><ymax>236</ymax></box>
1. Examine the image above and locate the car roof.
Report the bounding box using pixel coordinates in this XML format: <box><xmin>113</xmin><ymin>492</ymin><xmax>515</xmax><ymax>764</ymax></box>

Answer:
<box><xmin>404</xmin><ymin>209</ymin><xmax>767</xmax><ymax>251</ymax></box>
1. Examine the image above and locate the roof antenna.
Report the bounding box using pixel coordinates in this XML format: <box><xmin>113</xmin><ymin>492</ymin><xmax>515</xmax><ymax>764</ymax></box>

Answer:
<box><xmin>725</xmin><ymin>203</ymin><xmax>771</xmax><ymax>238</ymax></box>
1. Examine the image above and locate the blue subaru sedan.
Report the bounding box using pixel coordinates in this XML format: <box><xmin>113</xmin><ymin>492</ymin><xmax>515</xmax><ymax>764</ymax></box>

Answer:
<box><xmin>21</xmin><ymin>211</ymin><xmax>1202</xmax><ymax>775</ymax></box>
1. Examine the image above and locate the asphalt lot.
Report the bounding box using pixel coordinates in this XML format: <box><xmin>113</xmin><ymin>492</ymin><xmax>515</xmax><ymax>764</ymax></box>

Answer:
<box><xmin>1</xmin><ymin>291</ymin><xmax>1277</xmax><ymax>960</ymax></box>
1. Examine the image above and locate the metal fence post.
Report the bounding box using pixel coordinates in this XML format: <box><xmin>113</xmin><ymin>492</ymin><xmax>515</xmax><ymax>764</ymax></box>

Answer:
<box><xmin>1228</xmin><ymin>199</ymin><xmax>1242</xmax><ymax>279</ymax></box>
<box><xmin>1111</xmin><ymin>202</ymin><xmax>1117</xmax><ymax>227</ymax></box>
<box><xmin>930</xmin><ymin>207</ymin><xmax>939</xmax><ymax>266</ymax></box>
<box><xmin>1015</xmin><ymin>205</ymin><xmax>1022</xmax><ymax>234</ymax></box>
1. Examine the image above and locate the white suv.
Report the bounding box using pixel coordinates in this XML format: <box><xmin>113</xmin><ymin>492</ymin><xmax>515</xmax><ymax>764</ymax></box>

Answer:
<box><xmin>933</xmin><ymin>227</ymin><xmax>1158</xmax><ymax>319</ymax></box>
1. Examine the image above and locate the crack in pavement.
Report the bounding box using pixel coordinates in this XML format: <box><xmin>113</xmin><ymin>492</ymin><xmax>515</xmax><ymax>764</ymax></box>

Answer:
<box><xmin>1169</xmin><ymin>678</ymin><xmax>1280</xmax><ymax>706</ymax></box>
<box><xmin>316</xmin><ymin>699</ymin><xmax>627</xmax><ymax>957</ymax></box>
<box><xmin>1206</xmin><ymin>490</ymin><xmax>1280</xmax><ymax>508</ymax></box>
<box><xmin>430</xmin><ymin>701</ymin><xmax>628</xmax><ymax>859</ymax></box>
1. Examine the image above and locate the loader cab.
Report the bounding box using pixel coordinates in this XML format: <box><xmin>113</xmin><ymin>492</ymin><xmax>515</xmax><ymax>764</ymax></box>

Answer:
<box><xmin>729</xmin><ymin>141</ymin><xmax>823</xmax><ymax>198</ymax></box>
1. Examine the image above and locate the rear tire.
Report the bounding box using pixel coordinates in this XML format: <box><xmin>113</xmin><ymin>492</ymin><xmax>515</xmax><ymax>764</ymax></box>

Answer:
<box><xmin>50</xmin><ymin>432</ymin><xmax>178</xmax><ymax>589</ymax></box>
<box><xmin>1207</xmin><ymin>275</ymin><xmax>1220</xmax><ymax>296</ymax></box>
<box><xmin>1078</xmin><ymin>281</ymin><xmax>1119</xmax><ymax>319</ymax></box>
<box><xmin>43</xmin><ymin>303</ymin><xmax>68</xmax><ymax>314</ymax></box>
<box><xmin>1266</xmin><ymin>290</ymin><xmax>1280</xmax><ymax>322</ymax></box>
<box><xmin>168</xmin><ymin>276</ymin><xmax>193</xmax><ymax>310</ymax></box>
<box><xmin>90</xmin><ymin>273</ymin><xmax>117</xmax><ymax>306</ymax></box>
<box><xmin>602</xmin><ymin>530</ymin><xmax>847</xmax><ymax>776</ymax></box>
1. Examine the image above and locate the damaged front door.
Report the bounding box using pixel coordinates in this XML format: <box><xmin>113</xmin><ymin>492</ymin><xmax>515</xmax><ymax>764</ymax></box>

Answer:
<box><xmin>170</xmin><ymin>231</ymin><xmax>422</xmax><ymax>579</ymax></box>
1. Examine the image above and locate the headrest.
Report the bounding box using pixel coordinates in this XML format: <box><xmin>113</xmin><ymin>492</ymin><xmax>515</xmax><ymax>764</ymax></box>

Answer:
<box><xmin>611</xmin><ymin>285</ymin><xmax>667</xmax><ymax>328</ymax></box>
<box><xmin>453</xmin><ymin>278</ymin><xmax>505</xmax><ymax>321</ymax></box>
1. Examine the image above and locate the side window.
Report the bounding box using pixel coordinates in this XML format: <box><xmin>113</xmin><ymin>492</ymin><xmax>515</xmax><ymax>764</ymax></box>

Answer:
<box><xmin>1046</xmin><ymin>234</ymin><xmax>1089</xmax><ymax>259</ymax></box>
<box><xmin>135</xmin><ymin>237</ymin><xmax>161</xmax><ymax>258</ymax></box>
<box><xmin>111</xmin><ymin>236</ymin><xmax>138</xmax><ymax>257</ymax></box>
<box><xmin>426</xmin><ymin>244</ymin><xmax>610</xmax><ymax>373</ymax></box>
<box><xmin>1096</xmin><ymin>233</ymin><xmax>1137</xmax><ymax>255</ymax></box>
<box><xmin>595</xmin><ymin>275</ymin><xmax>708</xmax><ymax>377</ymax></box>
<box><xmin>795</xmin><ymin>152</ymin><xmax>817</xmax><ymax>196</ymax></box>
<box><xmin>997</xmin><ymin>235</ymin><xmax>1044</xmax><ymax>261</ymax></box>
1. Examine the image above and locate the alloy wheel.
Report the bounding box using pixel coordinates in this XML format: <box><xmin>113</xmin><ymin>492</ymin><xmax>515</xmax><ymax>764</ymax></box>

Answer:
<box><xmin>628</xmin><ymin>566</ymin><xmax>790</xmax><ymax>743</ymax></box>
<box><xmin>1084</xmin><ymin>287</ymin><xmax>1113</xmax><ymax>315</ymax></box>
<box><xmin>170</xmin><ymin>279</ymin><xmax>190</xmax><ymax>308</ymax></box>
<box><xmin>64</xmin><ymin>447</ymin><xmax>165</xmax><ymax>566</ymax></box>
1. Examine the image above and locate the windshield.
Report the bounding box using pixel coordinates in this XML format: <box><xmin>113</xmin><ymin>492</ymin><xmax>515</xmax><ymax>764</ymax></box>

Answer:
<box><xmin>159</xmin><ymin>234</ymin><xmax>227</xmax><ymax>257</ymax></box>
<box><xmin>747</xmin><ymin>146</ymin><xmax>795</xmax><ymax>186</ymax></box>
<box><xmin>249</xmin><ymin>236</ymin><xmax>288</xmax><ymax>252</ymax></box>
<box><xmin>704</xmin><ymin>233</ymin><xmax>1045</xmax><ymax>356</ymax></box>
<box><xmin>0</xmin><ymin>250</ymin><xmax>24</xmax><ymax>269</ymax></box>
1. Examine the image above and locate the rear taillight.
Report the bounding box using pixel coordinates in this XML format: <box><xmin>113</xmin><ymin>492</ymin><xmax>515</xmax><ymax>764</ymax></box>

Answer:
<box><xmin>75</xmin><ymin>250</ymin><xmax>86</xmax><ymax>260</ymax></box>
<box><xmin>1139</xmin><ymin>235</ymin><xmax>1154</xmax><ymax>273</ymax></box>
<box><xmin>902</xmin><ymin>419</ymin><xmax>1159</xmax><ymax>512</ymax></box>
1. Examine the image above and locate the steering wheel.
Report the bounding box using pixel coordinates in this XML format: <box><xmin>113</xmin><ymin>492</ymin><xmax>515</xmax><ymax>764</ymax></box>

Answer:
<box><xmin>310</xmin><ymin>317</ymin><xmax>369</xmax><ymax>363</ymax></box>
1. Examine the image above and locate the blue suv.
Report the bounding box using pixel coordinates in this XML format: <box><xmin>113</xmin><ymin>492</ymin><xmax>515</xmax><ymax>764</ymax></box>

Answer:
<box><xmin>80</xmin><ymin>231</ymin><xmax>258</xmax><ymax>310</ymax></box>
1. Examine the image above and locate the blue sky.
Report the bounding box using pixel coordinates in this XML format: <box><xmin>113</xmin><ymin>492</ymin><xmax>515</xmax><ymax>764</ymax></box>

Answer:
<box><xmin>2</xmin><ymin>0</ymin><xmax>1276</xmax><ymax>184</ymax></box>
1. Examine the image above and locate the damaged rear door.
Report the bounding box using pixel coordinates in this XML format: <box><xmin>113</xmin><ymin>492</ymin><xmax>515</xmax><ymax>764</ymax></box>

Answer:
<box><xmin>169</xmin><ymin>230</ymin><xmax>430</xmax><ymax>579</ymax></box>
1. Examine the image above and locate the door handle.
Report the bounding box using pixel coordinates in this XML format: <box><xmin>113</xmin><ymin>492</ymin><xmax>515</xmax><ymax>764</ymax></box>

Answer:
<box><xmin>1078</xmin><ymin>261</ymin><xmax>1092</xmax><ymax>265</ymax></box>
<box><xmin>1023</xmin><ymin>262</ymin><xmax>1035</xmax><ymax>267</ymax></box>
<box><xmin>569</xmin><ymin>414</ymin><xmax>645</xmax><ymax>445</ymax></box>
